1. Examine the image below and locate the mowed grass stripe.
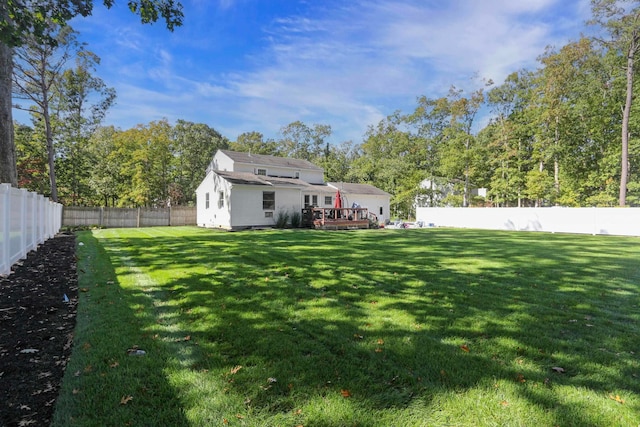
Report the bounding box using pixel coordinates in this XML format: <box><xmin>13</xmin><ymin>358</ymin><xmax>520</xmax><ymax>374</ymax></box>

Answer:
<box><xmin>54</xmin><ymin>227</ymin><xmax>640</xmax><ymax>426</ymax></box>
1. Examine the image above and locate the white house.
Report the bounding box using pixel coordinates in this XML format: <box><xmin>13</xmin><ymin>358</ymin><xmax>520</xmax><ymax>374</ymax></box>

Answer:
<box><xmin>196</xmin><ymin>150</ymin><xmax>390</xmax><ymax>230</ymax></box>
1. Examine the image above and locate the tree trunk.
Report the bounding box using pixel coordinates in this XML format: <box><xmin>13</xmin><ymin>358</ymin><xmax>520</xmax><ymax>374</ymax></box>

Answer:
<box><xmin>43</xmin><ymin>97</ymin><xmax>58</xmax><ymax>202</ymax></box>
<box><xmin>0</xmin><ymin>39</ymin><xmax>16</xmax><ymax>186</ymax></box>
<box><xmin>619</xmin><ymin>44</ymin><xmax>635</xmax><ymax>207</ymax></box>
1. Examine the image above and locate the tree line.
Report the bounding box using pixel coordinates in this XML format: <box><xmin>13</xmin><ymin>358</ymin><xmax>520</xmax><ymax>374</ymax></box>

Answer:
<box><xmin>6</xmin><ymin>0</ymin><xmax>640</xmax><ymax>216</ymax></box>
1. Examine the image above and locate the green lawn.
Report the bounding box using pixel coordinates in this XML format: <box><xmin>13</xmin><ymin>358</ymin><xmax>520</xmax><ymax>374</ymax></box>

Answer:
<box><xmin>53</xmin><ymin>227</ymin><xmax>640</xmax><ymax>426</ymax></box>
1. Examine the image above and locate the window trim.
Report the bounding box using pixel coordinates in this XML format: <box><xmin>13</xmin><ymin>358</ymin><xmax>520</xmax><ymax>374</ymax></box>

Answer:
<box><xmin>256</xmin><ymin>168</ymin><xmax>267</xmax><ymax>176</ymax></box>
<box><xmin>205</xmin><ymin>192</ymin><xmax>210</xmax><ymax>209</ymax></box>
<box><xmin>218</xmin><ymin>191</ymin><xmax>224</xmax><ymax>209</ymax></box>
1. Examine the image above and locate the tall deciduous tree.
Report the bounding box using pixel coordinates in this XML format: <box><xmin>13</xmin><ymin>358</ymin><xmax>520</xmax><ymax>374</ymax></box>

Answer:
<box><xmin>486</xmin><ymin>71</ymin><xmax>535</xmax><ymax>207</ymax></box>
<box><xmin>12</xmin><ymin>24</ymin><xmax>79</xmax><ymax>202</ymax></box>
<box><xmin>0</xmin><ymin>0</ymin><xmax>183</xmax><ymax>187</ymax></box>
<box><xmin>53</xmin><ymin>50</ymin><xmax>116</xmax><ymax>204</ymax></box>
<box><xmin>352</xmin><ymin>113</ymin><xmax>422</xmax><ymax>217</ymax></box>
<box><xmin>14</xmin><ymin>121</ymin><xmax>48</xmax><ymax>193</ymax></box>
<box><xmin>173</xmin><ymin>120</ymin><xmax>228</xmax><ymax>204</ymax></box>
<box><xmin>229</xmin><ymin>131</ymin><xmax>279</xmax><ymax>155</ymax></box>
<box><xmin>87</xmin><ymin>125</ymin><xmax>121</xmax><ymax>206</ymax></box>
<box><xmin>590</xmin><ymin>0</ymin><xmax>640</xmax><ymax>206</ymax></box>
<box><xmin>278</xmin><ymin>121</ymin><xmax>331</xmax><ymax>162</ymax></box>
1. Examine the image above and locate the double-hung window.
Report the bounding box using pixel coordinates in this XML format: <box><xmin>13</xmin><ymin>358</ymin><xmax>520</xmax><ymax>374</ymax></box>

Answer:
<box><xmin>263</xmin><ymin>191</ymin><xmax>275</xmax><ymax>210</ymax></box>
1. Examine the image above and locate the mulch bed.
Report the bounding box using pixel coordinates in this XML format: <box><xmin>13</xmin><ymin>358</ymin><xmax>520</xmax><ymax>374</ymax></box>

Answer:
<box><xmin>0</xmin><ymin>233</ymin><xmax>78</xmax><ymax>427</ymax></box>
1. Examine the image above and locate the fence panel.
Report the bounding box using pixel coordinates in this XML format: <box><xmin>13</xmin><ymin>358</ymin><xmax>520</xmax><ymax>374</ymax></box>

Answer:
<box><xmin>170</xmin><ymin>207</ymin><xmax>197</xmax><ymax>226</ymax></box>
<box><xmin>416</xmin><ymin>207</ymin><xmax>640</xmax><ymax>237</ymax></box>
<box><xmin>140</xmin><ymin>208</ymin><xmax>170</xmax><ymax>227</ymax></box>
<box><xmin>62</xmin><ymin>206</ymin><xmax>196</xmax><ymax>228</ymax></box>
<box><xmin>0</xmin><ymin>184</ymin><xmax>62</xmax><ymax>276</ymax></box>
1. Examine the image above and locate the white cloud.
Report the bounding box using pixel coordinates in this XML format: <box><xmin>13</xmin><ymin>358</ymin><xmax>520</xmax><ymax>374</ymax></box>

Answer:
<box><xmin>73</xmin><ymin>0</ymin><xmax>588</xmax><ymax>143</ymax></box>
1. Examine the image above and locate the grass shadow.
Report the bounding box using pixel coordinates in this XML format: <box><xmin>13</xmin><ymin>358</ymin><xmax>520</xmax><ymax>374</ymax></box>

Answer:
<box><xmin>57</xmin><ymin>227</ymin><xmax>640</xmax><ymax>426</ymax></box>
<box><xmin>52</xmin><ymin>231</ymin><xmax>191</xmax><ymax>426</ymax></box>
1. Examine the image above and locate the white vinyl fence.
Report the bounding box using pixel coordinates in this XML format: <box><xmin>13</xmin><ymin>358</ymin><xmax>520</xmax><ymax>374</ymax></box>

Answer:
<box><xmin>416</xmin><ymin>207</ymin><xmax>640</xmax><ymax>237</ymax></box>
<box><xmin>0</xmin><ymin>184</ymin><xmax>62</xmax><ymax>276</ymax></box>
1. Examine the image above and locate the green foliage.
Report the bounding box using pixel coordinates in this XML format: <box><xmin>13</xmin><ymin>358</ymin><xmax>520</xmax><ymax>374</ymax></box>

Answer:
<box><xmin>172</xmin><ymin>120</ymin><xmax>229</xmax><ymax>204</ymax></box>
<box><xmin>290</xmin><ymin>210</ymin><xmax>302</xmax><ymax>228</ymax></box>
<box><xmin>275</xmin><ymin>210</ymin><xmax>290</xmax><ymax>228</ymax></box>
<box><xmin>12</xmin><ymin>1</ymin><xmax>640</xmax><ymax>209</ymax></box>
<box><xmin>0</xmin><ymin>1</ymin><xmax>183</xmax><ymax>48</ymax></box>
<box><xmin>229</xmin><ymin>131</ymin><xmax>279</xmax><ymax>155</ymax></box>
<box><xmin>15</xmin><ymin>122</ymin><xmax>49</xmax><ymax>194</ymax></box>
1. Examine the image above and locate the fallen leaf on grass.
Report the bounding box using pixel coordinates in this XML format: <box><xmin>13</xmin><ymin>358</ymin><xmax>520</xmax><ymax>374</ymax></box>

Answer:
<box><xmin>500</xmin><ymin>400</ymin><xmax>509</xmax><ymax>406</ymax></box>
<box><xmin>609</xmin><ymin>394</ymin><xmax>625</xmax><ymax>404</ymax></box>
<box><xmin>230</xmin><ymin>365</ymin><xmax>242</xmax><ymax>375</ymax></box>
<box><xmin>236</xmin><ymin>414</ymin><xmax>245</xmax><ymax>419</ymax></box>
<box><xmin>377</xmin><ymin>339</ymin><xmax>384</xmax><ymax>345</ymax></box>
<box><xmin>120</xmin><ymin>395</ymin><xmax>133</xmax><ymax>405</ymax></box>
<box><xmin>354</xmin><ymin>334</ymin><xmax>364</xmax><ymax>340</ymax></box>
<box><xmin>340</xmin><ymin>389</ymin><xmax>351</xmax><ymax>398</ymax></box>
<box><xmin>551</xmin><ymin>367</ymin><xmax>565</xmax><ymax>373</ymax></box>
<box><xmin>460</xmin><ymin>345</ymin><xmax>470</xmax><ymax>352</ymax></box>
<box><xmin>374</xmin><ymin>347</ymin><xmax>383</xmax><ymax>353</ymax></box>
<box><xmin>516</xmin><ymin>374</ymin><xmax>526</xmax><ymax>383</ymax></box>
<box><xmin>109</xmin><ymin>361</ymin><xmax>119</xmax><ymax>369</ymax></box>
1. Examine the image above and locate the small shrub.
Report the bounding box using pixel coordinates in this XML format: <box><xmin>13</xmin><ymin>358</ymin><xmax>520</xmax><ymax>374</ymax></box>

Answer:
<box><xmin>275</xmin><ymin>210</ymin><xmax>290</xmax><ymax>228</ymax></box>
<box><xmin>290</xmin><ymin>210</ymin><xmax>302</xmax><ymax>228</ymax></box>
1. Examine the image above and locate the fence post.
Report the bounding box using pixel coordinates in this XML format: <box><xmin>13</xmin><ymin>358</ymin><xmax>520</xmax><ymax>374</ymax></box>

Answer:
<box><xmin>19</xmin><ymin>189</ymin><xmax>27</xmax><ymax>259</ymax></box>
<box><xmin>0</xmin><ymin>184</ymin><xmax>11</xmax><ymax>275</ymax></box>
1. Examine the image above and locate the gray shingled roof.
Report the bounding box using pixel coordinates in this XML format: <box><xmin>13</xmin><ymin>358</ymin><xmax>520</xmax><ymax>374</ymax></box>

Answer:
<box><xmin>328</xmin><ymin>182</ymin><xmax>390</xmax><ymax>196</ymax></box>
<box><xmin>220</xmin><ymin>150</ymin><xmax>323</xmax><ymax>171</ymax></box>
<box><xmin>214</xmin><ymin>170</ymin><xmax>323</xmax><ymax>189</ymax></box>
<box><xmin>214</xmin><ymin>170</ymin><xmax>271</xmax><ymax>186</ymax></box>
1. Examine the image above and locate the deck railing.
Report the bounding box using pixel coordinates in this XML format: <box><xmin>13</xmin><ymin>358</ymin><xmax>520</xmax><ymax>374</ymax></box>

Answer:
<box><xmin>302</xmin><ymin>207</ymin><xmax>371</xmax><ymax>228</ymax></box>
<box><xmin>0</xmin><ymin>184</ymin><xmax>62</xmax><ymax>276</ymax></box>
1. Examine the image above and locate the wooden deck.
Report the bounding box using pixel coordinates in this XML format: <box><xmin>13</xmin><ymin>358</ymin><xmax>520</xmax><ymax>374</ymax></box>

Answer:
<box><xmin>302</xmin><ymin>207</ymin><xmax>371</xmax><ymax>230</ymax></box>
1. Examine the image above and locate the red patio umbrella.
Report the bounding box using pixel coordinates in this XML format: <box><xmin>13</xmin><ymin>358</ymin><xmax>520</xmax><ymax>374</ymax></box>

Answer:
<box><xmin>334</xmin><ymin>189</ymin><xmax>342</xmax><ymax>219</ymax></box>
<box><xmin>334</xmin><ymin>190</ymin><xmax>342</xmax><ymax>208</ymax></box>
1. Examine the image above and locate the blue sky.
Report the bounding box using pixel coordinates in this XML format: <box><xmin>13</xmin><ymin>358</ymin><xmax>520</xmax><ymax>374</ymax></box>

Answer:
<box><xmin>21</xmin><ymin>0</ymin><xmax>592</xmax><ymax>144</ymax></box>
